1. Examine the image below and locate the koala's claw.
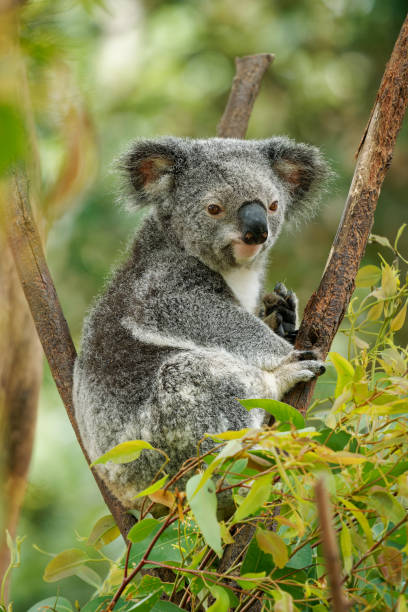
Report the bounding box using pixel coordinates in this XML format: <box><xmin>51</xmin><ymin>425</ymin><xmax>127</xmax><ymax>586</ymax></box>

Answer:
<box><xmin>263</xmin><ymin>282</ymin><xmax>299</xmax><ymax>344</ymax></box>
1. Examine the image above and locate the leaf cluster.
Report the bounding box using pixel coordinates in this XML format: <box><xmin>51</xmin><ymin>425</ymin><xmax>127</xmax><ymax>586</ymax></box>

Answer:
<box><xmin>19</xmin><ymin>233</ymin><xmax>408</xmax><ymax>610</ymax></box>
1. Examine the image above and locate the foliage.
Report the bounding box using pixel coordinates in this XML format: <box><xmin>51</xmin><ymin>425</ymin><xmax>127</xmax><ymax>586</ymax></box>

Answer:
<box><xmin>7</xmin><ymin>0</ymin><xmax>408</xmax><ymax>608</ymax></box>
<box><xmin>21</xmin><ymin>237</ymin><xmax>408</xmax><ymax>610</ymax></box>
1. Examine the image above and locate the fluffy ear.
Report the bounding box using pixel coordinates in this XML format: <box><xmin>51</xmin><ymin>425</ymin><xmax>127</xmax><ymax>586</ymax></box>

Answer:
<box><xmin>265</xmin><ymin>137</ymin><xmax>331</xmax><ymax>222</ymax></box>
<box><xmin>118</xmin><ymin>138</ymin><xmax>187</xmax><ymax>209</ymax></box>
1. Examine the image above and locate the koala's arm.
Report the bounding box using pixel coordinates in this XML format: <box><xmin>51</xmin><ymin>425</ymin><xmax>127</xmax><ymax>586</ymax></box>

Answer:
<box><xmin>122</xmin><ymin>288</ymin><xmax>293</xmax><ymax>371</ymax></box>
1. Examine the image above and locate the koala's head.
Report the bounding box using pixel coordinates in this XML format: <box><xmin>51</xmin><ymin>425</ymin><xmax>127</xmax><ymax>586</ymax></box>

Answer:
<box><xmin>119</xmin><ymin>137</ymin><xmax>330</xmax><ymax>272</ymax></box>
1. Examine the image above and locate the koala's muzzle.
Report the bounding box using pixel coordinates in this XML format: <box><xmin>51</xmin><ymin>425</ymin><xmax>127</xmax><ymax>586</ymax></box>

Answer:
<box><xmin>238</xmin><ymin>201</ymin><xmax>268</xmax><ymax>245</ymax></box>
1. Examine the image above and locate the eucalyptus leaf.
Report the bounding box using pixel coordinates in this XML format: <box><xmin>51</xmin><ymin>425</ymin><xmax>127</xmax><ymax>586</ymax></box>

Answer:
<box><xmin>128</xmin><ymin>518</ymin><xmax>160</xmax><ymax>543</ymax></box>
<box><xmin>27</xmin><ymin>598</ymin><xmax>73</xmax><ymax>612</ymax></box>
<box><xmin>43</xmin><ymin>548</ymin><xmax>89</xmax><ymax>582</ymax></box>
<box><xmin>91</xmin><ymin>440</ymin><xmax>156</xmax><ymax>466</ymax></box>
<box><xmin>239</xmin><ymin>398</ymin><xmax>305</xmax><ymax>430</ymax></box>
<box><xmin>186</xmin><ymin>474</ymin><xmax>222</xmax><ymax>557</ymax></box>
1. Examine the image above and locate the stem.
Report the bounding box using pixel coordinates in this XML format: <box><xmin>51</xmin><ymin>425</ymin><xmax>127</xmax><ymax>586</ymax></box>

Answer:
<box><xmin>342</xmin><ymin>514</ymin><xmax>408</xmax><ymax>584</ymax></box>
<box><xmin>107</xmin><ymin>513</ymin><xmax>178</xmax><ymax>611</ymax></box>
<box><xmin>315</xmin><ymin>479</ymin><xmax>350</xmax><ymax>612</ymax></box>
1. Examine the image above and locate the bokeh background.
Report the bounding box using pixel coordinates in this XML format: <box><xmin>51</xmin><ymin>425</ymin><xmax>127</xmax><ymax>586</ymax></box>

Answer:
<box><xmin>7</xmin><ymin>0</ymin><xmax>408</xmax><ymax>607</ymax></box>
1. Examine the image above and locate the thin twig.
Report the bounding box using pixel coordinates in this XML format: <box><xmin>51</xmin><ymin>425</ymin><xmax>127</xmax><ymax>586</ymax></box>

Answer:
<box><xmin>315</xmin><ymin>479</ymin><xmax>350</xmax><ymax>612</ymax></box>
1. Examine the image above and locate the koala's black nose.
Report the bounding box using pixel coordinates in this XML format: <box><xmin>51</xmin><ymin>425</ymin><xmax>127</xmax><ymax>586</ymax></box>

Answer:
<box><xmin>238</xmin><ymin>201</ymin><xmax>268</xmax><ymax>245</ymax></box>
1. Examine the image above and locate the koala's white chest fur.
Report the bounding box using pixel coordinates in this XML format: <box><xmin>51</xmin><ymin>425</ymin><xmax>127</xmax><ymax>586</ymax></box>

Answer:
<box><xmin>222</xmin><ymin>267</ymin><xmax>262</xmax><ymax>314</ymax></box>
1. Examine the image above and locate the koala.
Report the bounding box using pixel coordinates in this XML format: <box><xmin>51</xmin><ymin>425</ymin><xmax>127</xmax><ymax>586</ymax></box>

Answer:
<box><xmin>73</xmin><ymin>136</ymin><xmax>330</xmax><ymax>510</ymax></box>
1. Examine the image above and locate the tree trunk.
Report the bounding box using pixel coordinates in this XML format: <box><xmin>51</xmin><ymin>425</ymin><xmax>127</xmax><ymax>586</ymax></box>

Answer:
<box><xmin>0</xmin><ymin>238</ymin><xmax>42</xmax><ymax>596</ymax></box>
<box><xmin>0</xmin><ymin>5</ymin><xmax>43</xmax><ymax>597</ymax></box>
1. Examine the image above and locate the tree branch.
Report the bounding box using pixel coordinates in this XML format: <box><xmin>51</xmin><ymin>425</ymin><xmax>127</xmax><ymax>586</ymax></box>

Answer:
<box><xmin>315</xmin><ymin>479</ymin><xmax>350</xmax><ymax>612</ymax></box>
<box><xmin>217</xmin><ymin>53</ymin><xmax>274</xmax><ymax>138</ymax></box>
<box><xmin>284</xmin><ymin>13</ymin><xmax>408</xmax><ymax>415</ymax></box>
<box><xmin>7</xmin><ymin>172</ymin><xmax>135</xmax><ymax>539</ymax></box>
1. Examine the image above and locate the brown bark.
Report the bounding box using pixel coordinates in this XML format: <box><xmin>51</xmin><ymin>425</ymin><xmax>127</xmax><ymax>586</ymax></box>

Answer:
<box><xmin>284</xmin><ymin>13</ymin><xmax>408</xmax><ymax>414</ymax></box>
<box><xmin>0</xmin><ymin>6</ymin><xmax>42</xmax><ymax>594</ymax></box>
<box><xmin>217</xmin><ymin>54</ymin><xmax>274</xmax><ymax>139</ymax></box>
<box><xmin>0</xmin><ymin>239</ymin><xmax>42</xmax><ymax>591</ymax></box>
<box><xmin>7</xmin><ymin>174</ymin><xmax>136</xmax><ymax>540</ymax></box>
<box><xmin>315</xmin><ymin>479</ymin><xmax>350</xmax><ymax>612</ymax></box>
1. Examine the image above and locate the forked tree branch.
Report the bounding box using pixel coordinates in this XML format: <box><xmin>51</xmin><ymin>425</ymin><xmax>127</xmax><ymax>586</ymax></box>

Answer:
<box><xmin>284</xmin><ymin>13</ymin><xmax>408</xmax><ymax>414</ymax></box>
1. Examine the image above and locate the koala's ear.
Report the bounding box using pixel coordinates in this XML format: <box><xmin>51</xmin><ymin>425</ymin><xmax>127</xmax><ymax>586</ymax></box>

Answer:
<box><xmin>118</xmin><ymin>138</ymin><xmax>187</xmax><ymax>208</ymax></box>
<box><xmin>265</xmin><ymin>137</ymin><xmax>331</xmax><ymax>222</ymax></box>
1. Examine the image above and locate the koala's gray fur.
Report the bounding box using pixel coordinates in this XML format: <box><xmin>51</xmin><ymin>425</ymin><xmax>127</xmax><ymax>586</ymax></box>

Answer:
<box><xmin>73</xmin><ymin>136</ymin><xmax>330</xmax><ymax>509</ymax></box>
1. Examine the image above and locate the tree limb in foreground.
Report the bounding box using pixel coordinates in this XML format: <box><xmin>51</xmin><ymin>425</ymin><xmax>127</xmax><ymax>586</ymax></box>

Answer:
<box><xmin>283</xmin><ymin>13</ymin><xmax>408</xmax><ymax>415</ymax></box>
<box><xmin>315</xmin><ymin>479</ymin><xmax>350</xmax><ymax>612</ymax></box>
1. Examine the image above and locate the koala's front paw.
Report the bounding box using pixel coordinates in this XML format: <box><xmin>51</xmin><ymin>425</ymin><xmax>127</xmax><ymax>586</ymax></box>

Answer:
<box><xmin>263</xmin><ymin>282</ymin><xmax>298</xmax><ymax>344</ymax></box>
<box><xmin>274</xmin><ymin>349</ymin><xmax>326</xmax><ymax>396</ymax></box>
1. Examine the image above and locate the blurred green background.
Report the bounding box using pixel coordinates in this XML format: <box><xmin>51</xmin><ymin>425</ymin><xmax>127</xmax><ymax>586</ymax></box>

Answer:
<box><xmin>9</xmin><ymin>0</ymin><xmax>408</xmax><ymax>607</ymax></box>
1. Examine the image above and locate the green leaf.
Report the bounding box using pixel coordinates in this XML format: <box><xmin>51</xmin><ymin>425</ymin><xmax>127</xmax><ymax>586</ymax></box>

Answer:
<box><xmin>241</xmin><ymin>536</ymin><xmax>275</xmax><ymax>575</ymax></box>
<box><xmin>151</xmin><ymin>600</ymin><xmax>183</xmax><ymax>611</ymax></box>
<box><xmin>340</xmin><ymin>525</ymin><xmax>353</xmax><ymax>574</ymax></box>
<box><xmin>340</xmin><ymin>497</ymin><xmax>373</xmax><ymax>546</ymax></box>
<box><xmin>287</xmin><ymin>543</ymin><xmax>312</xmax><ymax>569</ymax></box>
<box><xmin>43</xmin><ymin>548</ymin><xmax>89</xmax><ymax>582</ymax></box>
<box><xmin>124</xmin><ymin>521</ymin><xmax>196</xmax><ymax>568</ymax></box>
<box><xmin>207</xmin><ymin>586</ymin><xmax>230</xmax><ymax>612</ymax></box>
<box><xmin>194</xmin><ymin>439</ymin><xmax>242</xmax><ymax>496</ymax></box>
<box><xmin>391</xmin><ymin>300</ymin><xmax>407</xmax><ymax>332</ymax></box>
<box><xmin>255</xmin><ymin>527</ymin><xmax>288</xmax><ymax>568</ymax></box>
<box><xmin>329</xmin><ymin>352</ymin><xmax>355</xmax><ymax>397</ymax></box>
<box><xmin>366</xmin><ymin>301</ymin><xmax>383</xmax><ymax>321</ymax></box>
<box><xmin>370</xmin><ymin>234</ymin><xmax>393</xmax><ymax>249</ymax></box>
<box><xmin>394</xmin><ymin>224</ymin><xmax>407</xmax><ymax>252</ymax></box>
<box><xmin>74</xmin><ymin>564</ymin><xmax>102</xmax><ymax>588</ymax></box>
<box><xmin>91</xmin><ymin>440</ymin><xmax>156</xmax><ymax>466</ymax></box>
<box><xmin>270</xmin><ymin>590</ymin><xmax>294</xmax><ymax>612</ymax></box>
<box><xmin>381</xmin><ymin>264</ymin><xmax>398</xmax><ymax>298</ymax></box>
<box><xmin>186</xmin><ymin>474</ymin><xmax>222</xmax><ymax>557</ymax></box>
<box><xmin>82</xmin><ymin>598</ymin><xmax>154</xmax><ymax>612</ymax></box>
<box><xmin>315</xmin><ymin>428</ymin><xmax>353</xmax><ymax>452</ymax></box>
<box><xmin>369</xmin><ymin>490</ymin><xmax>406</xmax><ymax>524</ymax></box>
<box><xmin>355</xmin><ymin>265</ymin><xmax>381</xmax><ymax>288</ymax></box>
<box><xmin>87</xmin><ymin>514</ymin><xmax>120</xmax><ymax>548</ymax></box>
<box><xmin>134</xmin><ymin>476</ymin><xmax>169</xmax><ymax>498</ymax></box>
<box><xmin>225</xmin><ymin>458</ymin><xmax>249</xmax><ymax>485</ymax></box>
<box><xmin>239</xmin><ymin>398</ymin><xmax>305</xmax><ymax>430</ymax></box>
<box><xmin>124</xmin><ymin>591</ymin><xmax>162</xmax><ymax>611</ymax></box>
<box><xmin>27</xmin><ymin>598</ymin><xmax>73</xmax><ymax>612</ymax></box>
<box><xmin>81</xmin><ymin>598</ymin><xmax>117</xmax><ymax>612</ymax></box>
<box><xmin>233</xmin><ymin>472</ymin><xmax>273</xmax><ymax>523</ymax></box>
<box><xmin>133</xmin><ymin>575</ymin><xmax>165</xmax><ymax>598</ymax></box>
<box><xmin>236</xmin><ymin>571</ymin><xmax>266</xmax><ymax>590</ymax></box>
<box><xmin>128</xmin><ymin>518</ymin><xmax>160</xmax><ymax>543</ymax></box>
<box><xmin>378</xmin><ymin>546</ymin><xmax>403</xmax><ymax>585</ymax></box>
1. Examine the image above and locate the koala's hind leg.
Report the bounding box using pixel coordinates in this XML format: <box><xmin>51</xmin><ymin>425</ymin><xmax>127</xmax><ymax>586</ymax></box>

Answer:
<box><xmin>270</xmin><ymin>349</ymin><xmax>326</xmax><ymax>397</ymax></box>
<box><xmin>139</xmin><ymin>348</ymin><xmax>274</xmax><ymax>467</ymax></box>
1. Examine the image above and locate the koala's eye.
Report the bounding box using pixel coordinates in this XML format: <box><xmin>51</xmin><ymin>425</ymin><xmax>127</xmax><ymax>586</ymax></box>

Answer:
<box><xmin>207</xmin><ymin>203</ymin><xmax>223</xmax><ymax>216</ymax></box>
<box><xmin>269</xmin><ymin>200</ymin><xmax>278</xmax><ymax>212</ymax></box>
